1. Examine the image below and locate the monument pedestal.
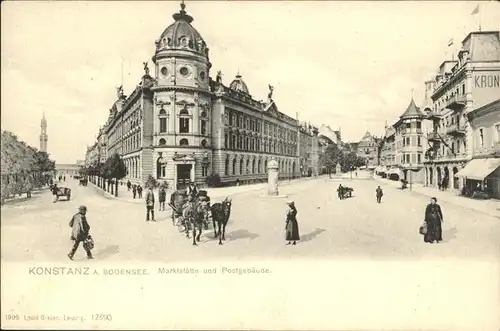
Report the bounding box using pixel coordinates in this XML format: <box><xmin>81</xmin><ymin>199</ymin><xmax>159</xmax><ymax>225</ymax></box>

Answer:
<box><xmin>260</xmin><ymin>158</ymin><xmax>288</xmax><ymax>198</ymax></box>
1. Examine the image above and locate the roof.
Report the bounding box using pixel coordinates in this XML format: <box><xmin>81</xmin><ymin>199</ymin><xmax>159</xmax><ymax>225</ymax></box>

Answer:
<box><xmin>229</xmin><ymin>74</ymin><xmax>250</xmax><ymax>94</ymax></box>
<box><xmin>400</xmin><ymin>99</ymin><xmax>425</xmax><ymax>119</ymax></box>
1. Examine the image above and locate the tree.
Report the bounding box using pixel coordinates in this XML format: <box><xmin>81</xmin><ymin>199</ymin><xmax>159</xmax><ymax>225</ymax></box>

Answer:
<box><xmin>318</xmin><ymin>144</ymin><xmax>342</xmax><ymax>177</ymax></box>
<box><xmin>340</xmin><ymin>151</ymin><xmax>365</xmax><ymax>173</ymax></box>
<box><xmin>145</xmin><ymin>175</ymin><xmax>159</xmax><ymax>189</ymax></box>
<box><xmin>103</xmin><ymin>153</ymin><xmax>128</xmax><ymax>197</ymax></box>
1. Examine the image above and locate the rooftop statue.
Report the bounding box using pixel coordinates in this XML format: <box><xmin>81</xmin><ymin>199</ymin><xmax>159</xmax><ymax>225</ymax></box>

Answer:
<box><xmin>268</xmin><ymin>84</ymin><xmax>274</xmax><ymax>100</ymax></box>
<box><xmin>143</xmin><ymin>62</ymin><xmax>150</xmax><ymax>76</ymax></box>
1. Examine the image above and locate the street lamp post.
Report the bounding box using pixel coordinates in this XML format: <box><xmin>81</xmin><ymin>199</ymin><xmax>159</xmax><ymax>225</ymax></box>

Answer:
<box><xmin>409</xmin><ymin>164</ymin><xmax>412</xmax><ymax>191</ymax></box>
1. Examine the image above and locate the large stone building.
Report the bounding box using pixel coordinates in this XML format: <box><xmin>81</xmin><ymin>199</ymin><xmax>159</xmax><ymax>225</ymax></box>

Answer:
<box><xmin>423</xmin><ymin>30</ymin><xmax>500</xmax><ymax>192</ymax></box>
<box><xmin>84</xmin><ymin>2</ymin><xmax>320</xmax><ymax>190</ymax></box>
<box><xmin>455</xmin><ymin>99</ymin><xmax>500</xmax><ymax>198</ymax></box>
<box><xmin>356</xmin><ymin>131</ymin><xmax>379</xmax><ymax>169</ymax></box>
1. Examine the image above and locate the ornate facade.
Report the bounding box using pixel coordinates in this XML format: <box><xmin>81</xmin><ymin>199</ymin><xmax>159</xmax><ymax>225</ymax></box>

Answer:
<box><xmin>423</xmin><ymin>31</ymin><xmax>500</xmax><ymax>192</ymax></box>
<box><xmin>84</xmin><ymin>2</ymin><xmax>320</xmax><ymax>189</ymax></box>
<box><xmin>356</xmin><ymin>131</ymin><xmax>379</xmax><ymax>169</ymax></box>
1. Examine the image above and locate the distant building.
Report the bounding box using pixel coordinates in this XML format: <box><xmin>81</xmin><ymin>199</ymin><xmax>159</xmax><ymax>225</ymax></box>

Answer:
<box><xmin>40</xmin><ymin>112</ymin><xmax>47</xmax><ymax>153</ymax></box>
<box><xmin>356</xmin><ymin>131</ymin><xmax>379</xmax><ymax>169</ymax></box>
<box><xmin>55</xmin><ymin>163</ymin><xmax>80</xmax><ymax>177</ymax></box>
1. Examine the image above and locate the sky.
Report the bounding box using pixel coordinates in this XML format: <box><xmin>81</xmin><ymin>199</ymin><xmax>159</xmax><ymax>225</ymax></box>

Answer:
<box><xmin>2</xmin><ymin>1</ymin><xmax>499</xmax><ymax>164</ymax></box>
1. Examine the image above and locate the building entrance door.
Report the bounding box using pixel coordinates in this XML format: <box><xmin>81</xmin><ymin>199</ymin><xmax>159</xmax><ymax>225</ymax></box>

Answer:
<box><xmin>176</xmin><ymin>164</ymin><xmax>192</xmax><ymax>190</ymax></box>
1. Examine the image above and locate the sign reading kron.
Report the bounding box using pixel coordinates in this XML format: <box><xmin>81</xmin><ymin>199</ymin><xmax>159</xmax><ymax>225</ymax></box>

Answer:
<box><xmin>474</xmin><ymin>75</ymin><xmax>500</xmax><ymax>88</ymax></box>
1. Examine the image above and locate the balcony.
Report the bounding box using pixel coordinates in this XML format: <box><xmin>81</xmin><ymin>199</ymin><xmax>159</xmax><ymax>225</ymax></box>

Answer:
<box><xmin>446</xmin><ymin>123</ymin><xmax>466</xmax><ymax>136</ymax></box>
<box><xmin>445</xmin><ymin>95</ymin><xmax>466</xmax><ymax>112</ymax></box>
<box><xmin>426</xmin><ymin>111</ymin><xmax>442</xmax><ymax>122</ymax></box>
<box><xmin>427</xmin><ymin>131</ymin><xmax>441</xmax><ymax>143</ymax></box>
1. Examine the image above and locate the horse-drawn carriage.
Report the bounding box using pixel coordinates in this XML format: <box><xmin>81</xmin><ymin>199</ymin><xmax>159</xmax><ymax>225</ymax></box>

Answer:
<box><xmin>169</xmin><ymin>189</ymin><xmax>211</xmax><ymax>232</ymax></box>
<box><xmin>337</xmin><ymin>186</ymin><xmax>354</xmax><ymax>199</ymax></box>
<box><xmin>50</xmin><ymin>184</ymin><xmax>71</xmax><ymax>202</ymax></box>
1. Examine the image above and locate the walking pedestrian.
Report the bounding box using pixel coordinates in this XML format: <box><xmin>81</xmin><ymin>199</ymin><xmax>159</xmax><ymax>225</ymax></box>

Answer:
<box><xmin>423</xmin><ymin>197</ymin><xmax>443</xmax><ymax>244</ymax></box>
<box><xmin>376</xmin><ymin>186</ymin><xmax>383</xmax><ymax>203</ymax></box>
<box><xmin>137</xmin><ymin>185</ymin><xmax>143</xmax><ymax>199</ymax></box>
<box><xmin>132</xmin><ymin>185</ymin><xmax>137</xmax><ymax>199</ymax></box>
<box><xmin>127</xmin><ymin>180</ymin><xmax>131</xmax><ymax>191</ymax></box>
<box><xmin>145</xmin><ymin>187</ymin><xmax>156</xmax><ymax>221</ymax></box>
<box><xmin>68</xmin><ymin>206</ymin><xmax>93</xmax><ymax>260</ymax></box>
<box><xmin>159</xmin><ymin>186</ymin><xmax>166</xmax><ymax>211</ymax></box>
<box><xmin>285</xmin><ymin>201</ymin><xmax>300</xmax><ymax>245</ymax></box>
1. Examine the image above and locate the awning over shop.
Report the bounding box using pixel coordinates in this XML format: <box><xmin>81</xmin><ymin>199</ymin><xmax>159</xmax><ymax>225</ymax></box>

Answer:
<box><xmin>455</xmin><ymin>158</ymin><xmax>500</xmax><ymax>181</ymax></box>
<box><xmin>387</xmin><ymin>168</ymin><xmax>403</xmax><ymax>176</ymax></box>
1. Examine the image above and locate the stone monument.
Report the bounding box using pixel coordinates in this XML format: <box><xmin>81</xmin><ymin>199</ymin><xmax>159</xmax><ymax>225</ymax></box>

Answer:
<box><xmin>260</xmin><ymin>157</ymin><xmax>288</xmax><ymax>198</ymax></box>
<box><xmin>336</xmin><ymin>163</ymin><xmax>342</xmax><ymax>175</ymax></box>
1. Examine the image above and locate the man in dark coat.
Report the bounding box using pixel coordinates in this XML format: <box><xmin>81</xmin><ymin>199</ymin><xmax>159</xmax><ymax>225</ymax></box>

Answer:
<box><xmin>127</xmin><ymin>180</ymin><xmax>131</xmax><ymax>191</ymax></box>
<box><xmin>424</xmin><ymin>197</ymin><xmax>444</xmax><ymax>243</ymax></box>
<box><xmin>137</xmin><ymin>185</ymin><xmax>143</xmax><ymax>199</ymax></box>
<box><xmin>376</xmin><ymin>186</ymin><xmax>383</xmax><ymax>203</ymax></box>
<box><xmin>132</xmin><ymin>185</ymin><xmax>137</xmax><ymax>199</ymax></box>
<box><xmin>68</xmin><ymin>206</ymin><xmax>92</xmax><ymax>260</ymax></box>
<box><xmin>158</xmin><ymin>186</ymin><xmax>166</xmax><ymax>211</ymax></box>
<box><xmin>145</xmin><ymin>187</ymin><xmax>156</xmax><ymax>221</ymax></box>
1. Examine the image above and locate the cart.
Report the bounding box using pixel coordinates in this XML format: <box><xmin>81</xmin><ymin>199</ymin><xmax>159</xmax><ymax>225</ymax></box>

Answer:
<box><xmin>51</xmin><ymin>185</ymin><xmax>71</xmax><ymax>202</ymax></box>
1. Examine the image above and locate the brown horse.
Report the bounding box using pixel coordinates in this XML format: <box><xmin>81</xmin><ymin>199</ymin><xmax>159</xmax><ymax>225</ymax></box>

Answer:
<box><xmin>182</xmin><ymin>200</ymin><xmax>209</xmax><ymax>245</ymax></box>
<box><xmin>210</xmin><ymin>197</ymin><xmax>232</xmax><ymax>245</ymax></box>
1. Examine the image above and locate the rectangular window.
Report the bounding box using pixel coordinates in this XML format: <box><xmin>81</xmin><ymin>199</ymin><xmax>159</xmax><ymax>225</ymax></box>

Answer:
<box><xmin>159</xmin><ymin>118</ymin><xmax>167</xmax><ymax>133</ymax></box>
<box><xmin>201</xmin><ymin>120</ymin><xmax>207</xmax><ymax>135</ymax></box>
<box><xmin>417</xmin><ymin>136</ymin><xmax>421</xmax><ymax>147</ymax></box>
<box><xmin>224</xmin><ymin>134</ymin><xmax>228</xmax><ymax>148</ymax></box>
<box><xmin>406</xmin><ymin>137</ymin><xmax>410</xmax><ymax>146</ymax></box>
<box><xmin>179</xmin><ymin>118</ymin><xmax>189</xmax><ymax>133</ymax></box>
<box><xmin>416</xmin><ymin>122</ymin><xmax>421</xmax><ymax>129</ymax></box>
<box><xmin>417</xmin><ymin>154</ymin><xmax>421</xmax><ymax>164</ymax></box>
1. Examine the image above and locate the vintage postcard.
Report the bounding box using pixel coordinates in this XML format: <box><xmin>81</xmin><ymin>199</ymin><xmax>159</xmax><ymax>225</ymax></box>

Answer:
<box><xmin>1</xmin><ymin>0</ymin><xmax>500</xmax><ymax>330</ymax></box>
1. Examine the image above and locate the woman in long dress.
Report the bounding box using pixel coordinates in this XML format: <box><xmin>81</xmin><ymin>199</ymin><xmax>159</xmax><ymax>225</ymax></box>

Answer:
<box><xmin>285</xmin><ymin>201</ymin><xmax>300</xmax><ymax>245</ymax></box>
<box><xmin>424</xmin><ymin>197</ymin><xmax>443</xmax><ymax>243</ymax></box>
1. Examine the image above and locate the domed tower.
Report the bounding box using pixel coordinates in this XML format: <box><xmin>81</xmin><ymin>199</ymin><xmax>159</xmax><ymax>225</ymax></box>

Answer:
<box><xmin>229</xmin><ymin>73</ymin><xmax>250</xmax><ymax>95</ymax></box>
<box><xmin>151</xmin><ymin>1</ymin><xmax>213</xmax><ymax>190</ymax></box>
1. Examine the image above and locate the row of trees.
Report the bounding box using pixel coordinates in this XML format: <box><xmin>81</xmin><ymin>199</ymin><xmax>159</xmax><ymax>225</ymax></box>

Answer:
<box><xmin>1</xmin><ymin>130</ymin><xmax>56</xmax><ymax>203</ymax></box>
<box><xmin>79</xmin><ymin>152</ymin><xmax>127</xmax><ymax>197</ymax></box>
<box><xmin>319</xmin><ymin>144</ymin><xmax>367</xmax><ymax>177</ymax></box>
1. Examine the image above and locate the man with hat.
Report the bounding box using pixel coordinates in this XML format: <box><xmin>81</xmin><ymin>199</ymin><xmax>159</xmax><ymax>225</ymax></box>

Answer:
<box><xmin>285</xmin><ymin>201</ymin><xmax>300</xmax><ymax>245</ymax></box>
<box><xmin>68</xmin><ymin>205</ymin><xmax>93</xmax><ymax>260</ymax></box>
<box><xmin>186</xmin><ymin>180</ymin><xmax>198</xmax><ymax>201</ymax></box>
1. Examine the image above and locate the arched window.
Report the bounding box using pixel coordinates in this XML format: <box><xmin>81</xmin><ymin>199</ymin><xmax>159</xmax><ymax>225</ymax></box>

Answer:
<box><xmin>246</xmin><ymin>159</ymin><xmax>250</xmax><ymax>174</ymax></box>
<box><xmin>252</xmin><ymin>159</ymin><xmax>256</xmax><ymax>174</ymax></box>
<box><xmin>179</xmin><ymin>108</ymin><xmax>190</xmax><ymax>133</ymax></box>
<box><xmin>201</xmin><ymin>139</ymin><xmax>207</xmax><ymax>148</ymax></box>
<box><xmin>159</xmin><ymin>138</ymin><xmax>166</xmax><ymax>146</ymax></box>
<box><xmin>258</xmin><ymin>159</ymin><xmax>261</xmax><ymax>173</ymax></box>
<box><xmin>264</xmin><ymin>159</ymin><xmax>268</xmax><ymax>172</ymax></box>
<box><xmin>159</xmin><ymin>108</ymin><xmax>167</xmax><ymax>115</ymax></box>
<box><xmin>240</xmin><ymin>159</ymin><xmax>244</xmax><ymax>175</ymax></box>
<box><xmin>232</xmin><ymin>158</ymin><xmax>236</xmax><ymax>175</ymax></box>
<box><xmin>179</xmin><ymin>138</ymin><xmax>189</xmax><ymax>146</ymax></box>
<box><xmin>225</xmin><ymin>157</ymin><xmax>229</xmax><ymax>176</ymax></box>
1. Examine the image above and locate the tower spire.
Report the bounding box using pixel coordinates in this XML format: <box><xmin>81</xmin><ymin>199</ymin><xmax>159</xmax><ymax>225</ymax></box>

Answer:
<box><xmin>173</xmin><ymin>0</ymin><xmax>193</xmax><ymax>23</ymax></box>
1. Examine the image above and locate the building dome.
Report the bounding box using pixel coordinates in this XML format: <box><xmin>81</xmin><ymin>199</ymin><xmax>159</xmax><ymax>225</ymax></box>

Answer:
<box><xmin>229</xmin><ymin>73</ymin><xmax>250</xmax><ymax>94</ymax></box>
<box><xmin>155</xmin><ymin>2</ymin><xmax>208</xmax><ymax>59</ymax></box>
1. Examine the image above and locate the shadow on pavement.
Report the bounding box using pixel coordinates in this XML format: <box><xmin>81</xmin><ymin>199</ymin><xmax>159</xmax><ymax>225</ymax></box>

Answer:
<box><xmin>225</xmin><ymin>229</ymin><xmax>259</xmax><ymax>242</ymax></box>
<box><xmin>442</xmin><ymin>227</ymin><xmax>457</xmax><ymax>243</ymax></box>
<box><xmin>93</xmin><ymin>245</ymin><xmax>120</xmax><ymax>259</ymax></box>
<box><xmin>301</xmin><ymin>228</ymin><xmax>326</xmax><ymax>242</ymax></box>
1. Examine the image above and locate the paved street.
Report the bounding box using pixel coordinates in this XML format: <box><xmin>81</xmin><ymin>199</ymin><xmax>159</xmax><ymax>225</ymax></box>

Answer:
<box><xmin>1</xmin><ymin>177</ymin><xmax>499</xmax><ymax>263</ymax></box>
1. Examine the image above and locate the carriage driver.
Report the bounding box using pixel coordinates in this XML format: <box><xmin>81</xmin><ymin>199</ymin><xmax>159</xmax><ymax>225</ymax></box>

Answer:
<box><xmin>186</xmin><ymin>181</ymin><xmax>199</xmax><ymax>201</ymax></box>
